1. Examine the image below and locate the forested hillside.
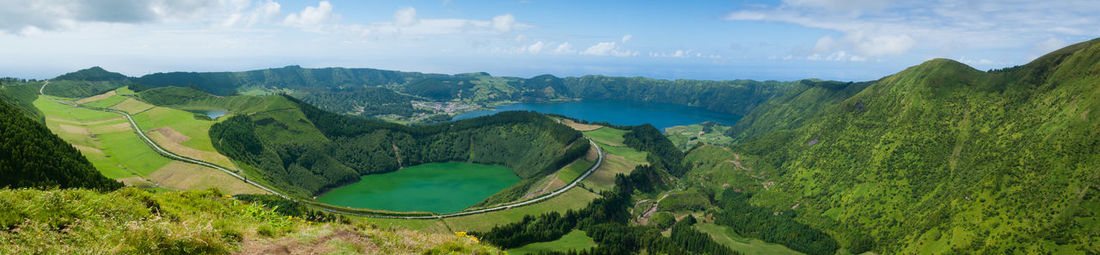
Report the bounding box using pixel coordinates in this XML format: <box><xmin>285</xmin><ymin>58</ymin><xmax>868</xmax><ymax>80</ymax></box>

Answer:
<box><xmin>715</xmin><ymin>38</ymin><xmax>1100</xmax><ymax>253</ymax></box>
<box><xmin>725</xmin><ymin>79</ymin><xmax>871</xmax><ymax>142</ymax></box>
<box><xmin>0</xmin><ymin>95</ymin><xmax>121</xmax><ymax>190</ymax></box>
<box><xmin>0</xmin><ymin>78</ymin><xmax>45</xmax><ymax>121</ymax></box>
<box><xmin>209</xmin><ymin>95</ymin><xmax>586</xmax><ymax>199</ymax></box>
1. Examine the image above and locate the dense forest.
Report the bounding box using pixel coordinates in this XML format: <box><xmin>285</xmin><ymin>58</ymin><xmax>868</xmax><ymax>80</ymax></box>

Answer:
<box><xmin>0</xmin><ymin>96</ymin><xmax>121</xmax><ymax>191</ymax></box>
<box><xmin>209</xmin><ymin>95</ymin><xmax>586</xmax><ymax>199</ymax></box>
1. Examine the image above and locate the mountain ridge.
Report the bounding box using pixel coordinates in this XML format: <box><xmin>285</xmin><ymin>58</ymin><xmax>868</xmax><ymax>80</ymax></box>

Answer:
<box><xmin>714</xmin><ymin>37</ymin><xmax>1100</xmax><ymax>253</ymax></box>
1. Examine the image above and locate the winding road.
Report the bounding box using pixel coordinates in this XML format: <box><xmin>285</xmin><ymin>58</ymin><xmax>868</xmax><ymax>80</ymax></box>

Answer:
<box><xmin>39</xmin><ymin>81</ymin><xmax>603</xmax><ymax>219</ymax></box>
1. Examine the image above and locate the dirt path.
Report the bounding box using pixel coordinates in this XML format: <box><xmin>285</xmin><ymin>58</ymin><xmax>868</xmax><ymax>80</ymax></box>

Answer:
<box><xmin>75</xmin><ymin>90</ymin><xmax>116</xmax><ymax>104</ymax></box>
<box><xmin>638</xmin><ymin>194</ymin><xmax>670</xmax><ymax>224</ymax></box>
<box><xmin>726</xmin><ymin>153</ymin><xmax>752</xmax><ymax>171</ymax></box>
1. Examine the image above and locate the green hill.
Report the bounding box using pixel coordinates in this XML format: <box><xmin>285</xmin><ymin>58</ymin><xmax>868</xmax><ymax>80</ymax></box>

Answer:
<box><xmin>44</xmin><ymin>67</ymin><xmax>132</xmax><ymax>98</ymax></box>
<box><xmin>711</xmin><ymin>38</ymin><xmax>1100</xmax><ymax>253</ymax></box>
<box><xmin>0</xmin><ymin>96</ymin><xmax>121</xmax><ymax>191</ymax></box>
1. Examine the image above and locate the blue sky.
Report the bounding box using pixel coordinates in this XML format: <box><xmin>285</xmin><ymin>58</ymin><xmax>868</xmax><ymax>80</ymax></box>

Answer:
<box><xmin>1</xmin><ymin>0</ymin><xmax>1098</xmax><ymax>81</ymax></box>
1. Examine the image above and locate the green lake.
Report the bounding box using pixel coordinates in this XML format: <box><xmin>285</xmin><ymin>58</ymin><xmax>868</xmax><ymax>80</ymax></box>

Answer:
<box><xmin>316</xmin><ymin>162</ymin><xmax>520</xmax><ymax>213</ymax></box>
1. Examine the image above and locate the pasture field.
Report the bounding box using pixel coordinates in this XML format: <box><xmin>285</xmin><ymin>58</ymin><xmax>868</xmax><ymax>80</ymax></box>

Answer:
<box><xmin>506</xmin><ymin>230</ymin><xmax>597</xmax><ymax>255</ymax></box>
<box><xmin>145</xmin><ymin>161</ymin><xmax>267</xmax><ymax>195</ymax></box>
<box><xmin>127</xmin><ymin>103</ymin><xmax>238</xmax><ymax>169</ymax></box>
<box><xmin>34</xmin><ymin>97</ymin><xmax>166</xmax><ymax>179</ymax></box>
<box><xmin>583</xmin><ymin>127</ymin><xmax>626</xmax><ymax>146</ymax></box>
<box><xmin>579</xmin><ymin>126</ymin><xmax>647</xmax><ymax>192</ymax></box>
<box><xmin>110</xmin><ymin>98</ymin><xmax>155</xmax><ymax>114</ymax></box>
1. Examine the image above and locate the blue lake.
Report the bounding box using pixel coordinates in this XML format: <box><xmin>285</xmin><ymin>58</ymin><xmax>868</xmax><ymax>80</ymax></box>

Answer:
<box><xmin>453</xmin><ymin>100</ymin><xmax>741</xmax><ymax>130</ymax></box>
<box><xmin>186</xmin><ymin>109</ymin><xmax>228</xmax><ymax>119</ymax></box>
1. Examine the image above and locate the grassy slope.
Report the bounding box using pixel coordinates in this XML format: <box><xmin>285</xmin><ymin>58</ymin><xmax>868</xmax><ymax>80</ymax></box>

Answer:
<box><xmin>0</xmin><ymin>188</ymin><xmax>496</xmax><ymax>254</ymax></box>
<box><xmin>81</xmin><ymin>94</ymin><xmax>128</xmax><ymax>108</ymax></box>
<box><xmin>724</xmin><ymin>39</ymin><xmax>1100</xmax><ymax>253</ymax></box>
<box><xmin>506</xmin><ymin>229</ymin><xmax>597</xmax><ymax>255</ymax></box>
<box><xmin>556</xmin><ymin>158</ymin><xmax>596</xmax><ymax>183</ymax></box>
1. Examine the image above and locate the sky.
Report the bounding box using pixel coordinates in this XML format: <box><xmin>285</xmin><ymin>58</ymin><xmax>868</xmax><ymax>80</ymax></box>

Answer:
<box><xmin>1</xmin><ymin>0</ymin><xmax>1098</xmax><ymax>82</ymax></box>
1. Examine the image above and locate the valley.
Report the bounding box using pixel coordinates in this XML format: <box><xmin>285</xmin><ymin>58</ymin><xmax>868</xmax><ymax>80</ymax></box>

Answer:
<box><xmin>3</xmin><ymin>36</ymin><xmax>1099</xmax><ymax>254</ymax></box>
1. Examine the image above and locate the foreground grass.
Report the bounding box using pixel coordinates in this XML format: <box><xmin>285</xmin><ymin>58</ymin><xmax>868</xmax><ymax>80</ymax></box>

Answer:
<box><xmin>0</xmin><ymin>188</ymin><xmax>498</xmax><ymax>254</ymax></box>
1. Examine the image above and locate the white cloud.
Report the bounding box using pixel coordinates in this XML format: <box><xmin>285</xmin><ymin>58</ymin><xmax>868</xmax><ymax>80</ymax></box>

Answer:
<box><xmin>491</xmin><ymin>14</ymin><xmax>516</xmax><ymax>33</ymax></box>
<box><xmin>581</xmin><ymin>42</ymin><xmax>637</xmax><ymax>57</ymax></box>
<box><xmin>0</xmin><ymin>0</ymin><xmax>228</xmax><ymax>34</ymax></box>
<box><xmin>812</xmin><ymin>32</ymin><xmax>913</xmax><ymax>60</ymax></box>
<box><xmin>220</xmin><ymin>0</ymin><xmax>281</xmax><ymax>28</ymax></box>
<box><xmin>526</xmin><ymin>41</ymin><xmax>546</xmax><ymax>54</ymax></box>
<box><xmin>1034</xmin><ymin>37</ymin><xmax>1067</xmax><ymax>54</ymax></box>
<box><xmin>283</xmin><ymin>1</ymin><xmax>335</xmax><ymax>29</ymax></box>
<box><xmin>394</xmin><ymin>7</ymin><xmax>418</xmax><ymax>26</ymax></box>
<box><xmin>782</xmin><ymin>0</ymin><xmax>891</xmax><ymax>12</ymax></box>
<box><xmin>621</xmin><ymin>34</ymin><xmax>632</xmax><ymax>43</ymax></box>
<box><xmin>726</xmin><ymin>0</ymin><xmax>1100</xmax><ymax>62</ymax></box>
<box><xmin>344</xmin><ymin>8</ymin><xmax>529</xmax><ymax>39</ymax></box>
<box><xmin>553</xmin><ymin>42</ymin><xmax>575</xmax><ymax>54</ymax></box>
